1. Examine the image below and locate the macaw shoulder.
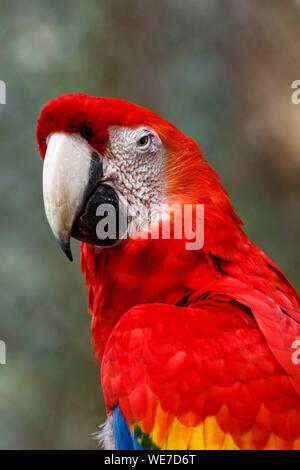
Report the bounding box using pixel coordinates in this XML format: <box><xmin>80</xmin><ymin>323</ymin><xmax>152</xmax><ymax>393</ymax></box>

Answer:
<box><xmin>101</xmin><ymin>299</ymin><xmax>300</xmax><ymax>449</ymax></box>
<box><xmin>101</xmin><ymin>300</ymin><xmax>280</xmax><ymax>416</ymax></box>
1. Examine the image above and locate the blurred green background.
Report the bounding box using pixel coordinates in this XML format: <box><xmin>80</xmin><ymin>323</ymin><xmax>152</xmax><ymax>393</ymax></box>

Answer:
<box><xmin>0</xmin><ymin>0</ymin><xmax>299</xmax><ymax>449</ymax></box>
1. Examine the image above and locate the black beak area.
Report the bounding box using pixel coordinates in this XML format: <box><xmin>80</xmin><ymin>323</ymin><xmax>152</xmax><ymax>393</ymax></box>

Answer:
<box><xmin>71</xmin><ymin>183</ymin><xmax>120</xmax><ymax>247</ymax></box>
<box><xmin>43</xmin><ymin>132</ymin><xmax>123</xmax><ymax>262</ymax></box>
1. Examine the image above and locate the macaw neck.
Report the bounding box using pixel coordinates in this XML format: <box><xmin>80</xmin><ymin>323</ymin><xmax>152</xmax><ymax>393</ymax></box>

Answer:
<box><xmin>80</xmin><ymin>201</ymin><xmax>246</xmax><ymax>362</ymax></box>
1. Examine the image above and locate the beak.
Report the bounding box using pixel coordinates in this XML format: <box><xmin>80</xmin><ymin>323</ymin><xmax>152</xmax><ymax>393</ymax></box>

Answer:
<box><xmin>43</xmin><ymin>132</ymin><xmax>116</xmax><ymax>261</ymax></box>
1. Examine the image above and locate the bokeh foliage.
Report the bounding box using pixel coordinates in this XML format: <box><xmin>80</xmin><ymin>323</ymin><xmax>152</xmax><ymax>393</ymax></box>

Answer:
<box><xmin>0</xmin><ymin>0</ymin><xmax>299</xmax><ymax>449</ymax></box>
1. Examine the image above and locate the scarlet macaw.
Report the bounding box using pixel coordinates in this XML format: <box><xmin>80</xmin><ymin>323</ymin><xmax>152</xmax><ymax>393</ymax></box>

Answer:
<box><xmin>37</xmin><ymin>93</ymin><xmax>300</xmax><ymax>450</ymax></box>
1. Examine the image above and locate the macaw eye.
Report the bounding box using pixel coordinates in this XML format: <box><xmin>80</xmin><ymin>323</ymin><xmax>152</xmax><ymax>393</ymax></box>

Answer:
<box><xmin>136</xmin><ymin>134</ymin><xmax>151</xmax><ymax>150</ymax></box>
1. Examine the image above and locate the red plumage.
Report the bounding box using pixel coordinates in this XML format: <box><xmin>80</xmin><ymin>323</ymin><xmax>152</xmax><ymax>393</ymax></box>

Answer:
<box><xmin>37</xmin><ymin>93</ymin><xmax>300</xmax><ymax>449</ymax></box>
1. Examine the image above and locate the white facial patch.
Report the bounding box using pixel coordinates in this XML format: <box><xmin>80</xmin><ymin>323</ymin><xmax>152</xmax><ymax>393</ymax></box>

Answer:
<box><xmin>104</xmin><ymin>126</ymin><xmax>166</xmax><ymax>212</ymax></box>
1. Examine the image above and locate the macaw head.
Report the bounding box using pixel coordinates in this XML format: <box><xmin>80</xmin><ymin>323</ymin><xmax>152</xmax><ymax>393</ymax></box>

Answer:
<box><xmin>37</xmin><ymin>93</ymin><xmax>226</xmax><ymax>260</ymax></box>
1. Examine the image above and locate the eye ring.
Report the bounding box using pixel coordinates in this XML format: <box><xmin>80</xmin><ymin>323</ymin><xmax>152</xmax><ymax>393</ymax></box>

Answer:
<box><xmin>136</xmin><ymin>133</ymin><xmax>152</xmax><ymax>150</ymax></box>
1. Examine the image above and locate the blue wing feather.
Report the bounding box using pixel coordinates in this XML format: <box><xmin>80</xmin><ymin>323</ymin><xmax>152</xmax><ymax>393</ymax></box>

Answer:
<box><xmin>112</xmin><ymin>406</ymin><xmax>143</xmax><ymax>450</ymax></box>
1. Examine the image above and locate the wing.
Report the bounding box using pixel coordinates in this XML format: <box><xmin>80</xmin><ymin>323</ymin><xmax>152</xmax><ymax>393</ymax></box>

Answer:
<box><xmin>102</xmin><ymin>299</ymin><xmax>300</xmax><ymax>450</ymax></box>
